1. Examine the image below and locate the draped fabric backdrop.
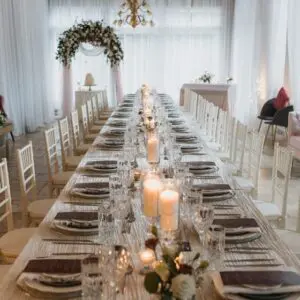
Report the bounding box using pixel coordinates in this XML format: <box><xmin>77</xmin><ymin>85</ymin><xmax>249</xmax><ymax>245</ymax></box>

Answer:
<box><xmin>49</xmin><ymin>0</ymin><xmax>234</xmax><ymax>111</ymax></box>
<box><xmin>0</xmin><ymin>0</ymin><xmax>52</xmax><ymax>134</ymax></box>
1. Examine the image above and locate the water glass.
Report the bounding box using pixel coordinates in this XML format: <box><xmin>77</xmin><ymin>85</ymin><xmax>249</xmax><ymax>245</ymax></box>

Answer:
<box><xmin>192</xmin><ymin>204</ymin><xmax>214</xmax><ymax>246</ymax></box>
<box><xmin>109</xmin><ymin>174</ymin><xmax>122</xmax><ymax>201</ymax></box>
<box><xmin>81</xmin><ymin>253</ymin><xmax>115</xmax><ymax>300</ymax></box>
<box><xmin>174</xmin><ymin>162</ymin><xmax>188</xmax><ymax>183</ymax></box>
<box><xmin>98</xmin><ymin>202</ymin><xmax>116</xmax><ymax>245</ymax></box>
<box><xmin>206</xmin><ymin>225</ymin><xmax>225</xmax><ymax>270</ymax></box>
<box><xmin>180</xmin><ymin>173</ymin><xmax>194</xmax><ymax>220</ymax></box>
<box><xmin>114</xmin><ymin>188</ymin><xmax>130</xmax><ymax>220</ymax></box>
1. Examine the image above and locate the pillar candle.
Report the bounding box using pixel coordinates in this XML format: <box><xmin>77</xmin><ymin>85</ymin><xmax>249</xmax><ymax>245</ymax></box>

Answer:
<box><xmin>147</xmin><ymin>135</ymin><xmax>159</xmax><ymax>163</ymax></box>
<box><xmin>143</xmin><ymin>177</ymin><xmax>162</xmax><ymax>217</ymax></box>
<box><xmin>159</xmin><ymin>189</ymin><xmax>179</xmax><ymax>231</ymax></box>
<box><xmin>139</xmin><ymin>248</ymin><xmax>156</xmax><ymax>266</ymax></box>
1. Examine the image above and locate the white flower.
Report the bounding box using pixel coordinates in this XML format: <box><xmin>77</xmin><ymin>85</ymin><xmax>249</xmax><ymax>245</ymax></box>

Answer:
<box><xmin>171</xmin><ymin>274</ymin><xmax>196</xmax><ymax>300</ymax></box>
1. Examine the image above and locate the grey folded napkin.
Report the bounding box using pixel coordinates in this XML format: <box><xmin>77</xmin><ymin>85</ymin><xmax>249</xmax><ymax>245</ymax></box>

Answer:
<box><xmin>85</xmin><ymin>160</ymin><xmax>117</xmax><ymax>169</ymax></box>
<box><xmin>189</xmin><ymin>161</ymin><xmax>216</xmax><ymax>170</ymax></box>
<box><xmin>213</xmin><ymin>270</ymin><xmax>300</xmax><ymax>296</ymax></box>
<box><xmin>23</xmin><ymin>259</ymin><xmax>81</xmax><ymax>274</ymax></box>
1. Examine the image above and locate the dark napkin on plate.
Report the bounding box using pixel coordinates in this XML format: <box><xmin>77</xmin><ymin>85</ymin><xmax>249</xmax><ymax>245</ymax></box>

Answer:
<box><xmin>23</xmin><ymin>259</ymin><xmax>81</xmax><ymax>274</ymax></box>
<box><xmin>192</xmin><ymin>183</ymin><xmax>231</xmax><ymax>191</ymax></box>
<box><xmin>189</xmin><ymin>161</ymin><xmax>216</xmax><ymax>169</ymax></box>
<box><xmin>55</xmin><ymin>211</ymin><xmax>98</xmax><ymax>221</ymax></box>
<box><xmin>74</xmin><ymin>182</ymin><xmax>109</xmax><ymax>189</ymax></box>
<box><xmin>221</xmin><ymin>271</ymin><xmax>300</xmax><ymax>286</ymax></box>
<box><xmin>85</xmin><ymin>160</ymin><xmax>117</xmax><ymax>169</ymax></box>
<box><xmin>213</xmin><ymin>218</ymin><xmax>259</xmax><ymax>228</ymax></box>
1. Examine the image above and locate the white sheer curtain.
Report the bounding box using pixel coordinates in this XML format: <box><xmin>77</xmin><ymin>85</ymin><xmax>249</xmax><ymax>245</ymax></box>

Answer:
<box><xmin>262</xmin><ymin>0</ymin><xmax>288</xmax><ymax>100</ymax></box>
<box><xmin>231</xmin><ymin>0</ymin><xmax>263</xmax><ymax>125</ymax></box>
<box><xmin>0</xmin><ymin>0</ymin><xmax>52</xmax><ymax>134</ymax></box>
<box><xmin>49</xmin><ymin>0</ymin><xmax>233</xmax><ymax>108</ymax></box>
<box><xmin>287</xmin><ymin>0</ymin><xmax>300</xmax><ymax>110</ymax></box>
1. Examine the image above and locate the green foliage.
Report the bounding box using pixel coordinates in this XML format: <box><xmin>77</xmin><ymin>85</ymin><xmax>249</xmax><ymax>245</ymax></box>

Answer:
<box><xmin>144</xmin><ymin>271</ymin><xmax>162</xmax><ymax>294</ymax></box>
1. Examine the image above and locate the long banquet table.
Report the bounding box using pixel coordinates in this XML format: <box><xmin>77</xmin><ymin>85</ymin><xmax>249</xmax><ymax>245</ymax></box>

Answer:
<box><xmin>1</xmin><ymin>92</ymin><xmax>300</xmax><ymax>299</ymax></box>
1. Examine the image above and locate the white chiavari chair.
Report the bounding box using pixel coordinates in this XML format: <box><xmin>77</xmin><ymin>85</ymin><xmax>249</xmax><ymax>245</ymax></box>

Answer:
<box><xmin>185</xmin><ymin>91</ymin><xmax>198</xmax><ymax>120</ymax></box>
<box><xmin>17</xmin><ymin>141</ymin><xmax>55</xmax><ymax>226</ymax></box>
<box><xmin>58</xmin><ymin>117</ymin><xmax>83</xmax><ymax>171</ymax></box>
<box><xmin>208</xmin><ymin>109</ymin><xmax>227</xmax><ymax>151</ymax></box>
<box><xmin>70</xmin><ymin>110</ymin><xmax>91</xmax><ymax>155</ymax></box>
<box><xmin>197</xmin><ymin>97</ymin><xmax>208</xmax><ymax>133</ymax></box>
<box><xmin>0</xmin><ymin>158</ymin><xmax>36</xmax><ymax>264</ymax></box>
<box><xmin>81</xmin><ymin>104</ymin><xmax>98</xmax><ymax>142</ymax></box>
<box><xmin>44</xmin><ymin>128</ymin><xmax>73</xmax><ymax>197</ymax></box>
<box><xmin>215</xmin><ymin>115</ymin><xmax>236</xmax><ymax>162</ymax></box>
<box><xmin>204</xmin><ymin>103</ymin><xmax>219</xmax><ymax>143</ymax></box>
<box><xmin>101</xmin><ymin>90</ymin><xmax>114</xmax><ymax>113</ymax></box>
<box><xmin>97</xmin><ymin>92</ymin><xmax>111</xmax><ymax>121</ymax></box>
<box><xmin>86</xmin><ymin>100</ymin><xmax>102</xmax><ymax>134</ymax></box>
<box><xmin>274</xmin><ymin>197</ymin><xmax>300</xmax><ymax>258</ymax></box>
<box><xmin>254</xmin><ymin>143</ymin><xmax>293</xmax><ymax>226</ymax></box>
<box><xmin>233</xmin><ymin>130</ymin><xmax>265</xmax><ymax>196</ymax></box>
<box><xmin>229</xmin><ymin>120</ymin><xmax>247</xmax><ymax>175</ymax></box>
<box><xmin>91</xmin><ymin>96</ymin><xmax>106</xmax><ymax>126</ymax></box>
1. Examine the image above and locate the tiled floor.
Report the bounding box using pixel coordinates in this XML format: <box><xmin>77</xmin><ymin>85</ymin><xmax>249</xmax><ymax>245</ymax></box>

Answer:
<box><xmin>1</xmin><ymin>126</ymin><xmax>300</xmax><ymax>235</ymax></box>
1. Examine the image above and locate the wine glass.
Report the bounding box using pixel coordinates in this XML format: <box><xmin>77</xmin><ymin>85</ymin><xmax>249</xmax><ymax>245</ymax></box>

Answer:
<box><xmin>206</xmin><ymin>225</ymin><xmax>225</xmax><ymax>270</ymax></box>
<box><xmin>192</xmin><ymin>204</ymin><xmax>214</xmax><ymax>248</ymax></box>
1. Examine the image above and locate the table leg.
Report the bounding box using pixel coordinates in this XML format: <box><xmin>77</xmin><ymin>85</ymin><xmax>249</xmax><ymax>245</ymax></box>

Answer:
<box><xmin>5</xmin><ymin>136</ymin><xmax>9</xmax><ymax>159</ymax></box>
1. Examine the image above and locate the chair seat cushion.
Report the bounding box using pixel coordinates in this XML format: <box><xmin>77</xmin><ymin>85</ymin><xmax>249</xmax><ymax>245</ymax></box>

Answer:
<box><xmin>275</xmin><ymin>229</ymin><xmax>300</xmax><ymax>256</ymax></box>
<box><xmin>273</xmin><ymin>87</ymin><xmax>289</xmax><ymax>110</ymax></box>
<box><xmin>0</xmin><ymin>264</ymin><xmax>11</xmax><ymax>283</ymax></box>
<box><xmin>28</xmin><ymin>198</ymin><xmax>56</xmax><ymax>219</ymax></box>
<box><xmin>94</xmin><ymin>120</ymin><xmax>106</xmax><ymax>126</ymax></box>
<box><xmin>90</xmin><ymin>125</ymin><xmax>102</xmax><ymax>134</ymax></box>
<box><xmin>253</xmin><ymin>201</ymin><xmax>281</xmax><ymax>220</ymax></box>
<box><xmin>290</xmin><ymin>136</ymin><xmax>300</xmax><ymax>150</ymax></box>
<box><xmin>76</xmin><ymin>143</ymin><xmax>91</xmax><ymax>154</ymax></box>
<box><xmin>52</xmin><ymin>171</ymin><xmax>73</xmax><ymax>186</ymax></box>
<box><xmin>233</xmin><ymin>176</ymin><xmax>254</xmax><ymax>190</ymax></box>
<box><xmin>85</xmin><ymin>133</ymin><xmax>98</xmax><ymax>141</ymax></box>
<box><xmin>0</xmin><ymin>228</ymin><xmax>36</xmax><ymax>258</ymax></box>
<box><xmin>65</xmin><ymin>156</ymin><xmax>83</xmax><ymax>169</ymax></box>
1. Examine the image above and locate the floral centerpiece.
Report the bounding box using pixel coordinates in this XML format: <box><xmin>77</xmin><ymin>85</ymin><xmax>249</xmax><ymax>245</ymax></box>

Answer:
<box><xmin>143</xmin><ymin>226</ymin><xmax>209</xmax><ymax>300</ymax></box>
<box><xmin>199</xmin><ymin>71</ymin><xmax>214</xmax><ymax>84</ymax></box>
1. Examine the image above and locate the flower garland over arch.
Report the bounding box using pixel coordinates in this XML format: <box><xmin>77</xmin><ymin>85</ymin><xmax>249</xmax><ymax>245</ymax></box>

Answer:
<box><xmin>55</xmin><ymin>20</ymin><xmax>124</xmax><ymax>67</ymax></box>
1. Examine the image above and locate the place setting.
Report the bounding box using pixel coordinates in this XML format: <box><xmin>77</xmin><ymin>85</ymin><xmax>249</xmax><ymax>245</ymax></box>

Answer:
<box><xmin>212</xmin><ymin>269</ymin><xmax>300</xmax><ymax>300</ymax></box>
<box><xmin>78</xmin><ymin>160</ymin><xmax>118</xmax><ymax>176</ymax></box>
<box><xmin>17</xmin><ymin>244</ymin><xmax>133</xmax><ymax>299</ymax></box>
<box><xmin>93</xmin><ymin>139</ymin><xmax>124</xmax><ymax>151</ymax></box>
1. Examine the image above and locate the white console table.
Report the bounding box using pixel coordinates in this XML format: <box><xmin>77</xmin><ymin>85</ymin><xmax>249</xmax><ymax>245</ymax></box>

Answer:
<box><xmin>180</xmin><ymin>83</ymin><xmax>236</xmax><ymax>113</ymax></box>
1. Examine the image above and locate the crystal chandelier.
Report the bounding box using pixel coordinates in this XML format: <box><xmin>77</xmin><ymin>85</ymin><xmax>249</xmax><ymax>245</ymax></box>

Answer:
<box><xmin>113</xmin><ymin>0</ymin><xmax>154</xmax><ymax>28</ymax></box>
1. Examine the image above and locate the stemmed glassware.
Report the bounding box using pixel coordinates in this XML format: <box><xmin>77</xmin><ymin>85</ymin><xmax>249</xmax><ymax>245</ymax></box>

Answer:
<box><xmin>191</xmin><ymin>193</ymin><xmax>215</xmax><ymax>248</ymax></box>
<box><xmin>206</xmin><ymin>225</ymin><xmax>225</xmax><ymax>270</ymax></box>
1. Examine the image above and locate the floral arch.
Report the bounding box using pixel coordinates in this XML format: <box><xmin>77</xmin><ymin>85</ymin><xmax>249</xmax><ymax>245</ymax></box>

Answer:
<box><xmin>55</xmin><ymin>20</ymin><xmax>124</xmax><ymax>116</ymax></box>
<box><xmin>56</xmin><ymin>20</ymin><xmax>123</xmax><ymax>67</ymax></box>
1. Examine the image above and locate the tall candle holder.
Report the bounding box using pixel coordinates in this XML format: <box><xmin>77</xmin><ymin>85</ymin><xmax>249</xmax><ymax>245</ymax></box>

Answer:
<box><xmin>147</xmin><ymin>131</ymin><xmax>160</xmax><ymax>166</ymax></box>
<box><xmin>141</xmin><ymin>170</ymin><xmax>163</xmax><ymax>226</ymax></box>
<box><xmin>159</xmin><ymin>179</ymin><xmax>180</xmax><ymax>241</ymax></box>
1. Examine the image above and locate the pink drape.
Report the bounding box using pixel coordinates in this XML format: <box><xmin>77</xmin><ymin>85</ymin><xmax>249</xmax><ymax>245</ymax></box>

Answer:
<box><xmin>62</xmin><ymin>65</ymin><xmax>73</xmax><ymax>117</ymax></box>
<box><xmin>113</xmin><ymin>65</ymin><xmax>124</xmax><ymax>103</ymax></box>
